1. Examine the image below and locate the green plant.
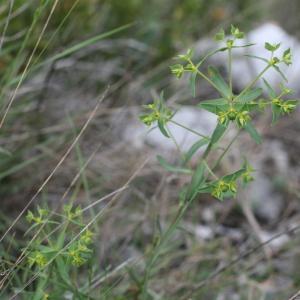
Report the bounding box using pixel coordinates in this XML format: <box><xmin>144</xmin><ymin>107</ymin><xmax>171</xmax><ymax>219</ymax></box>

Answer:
<box><xmin>6</xmin><ymin>204</ymin><xmax>95</xmax><ymax>300</ymax></box>
<box><xmin>139</xmin><ymin>25</ymin><xmax>298</xmax><ymax>299</ymax></box>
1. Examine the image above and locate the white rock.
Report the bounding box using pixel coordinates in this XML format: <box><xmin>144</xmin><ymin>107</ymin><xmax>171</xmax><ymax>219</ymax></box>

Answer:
<box><xmin>244</xmin><ymin>140</ymin><xmax>289</xmax><ymax>222</ymax></box>
<box><xmin>247</xmin><ymin>174</ymin><xmax>283</xmax><ymax>222</ymax></box>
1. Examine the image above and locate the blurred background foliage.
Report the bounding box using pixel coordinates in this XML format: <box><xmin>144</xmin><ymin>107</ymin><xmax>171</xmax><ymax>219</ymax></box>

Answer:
<box><xmin>1</xmin><ymin>0</ymin><xmax>263</xmax><ymax>67</ymax></box>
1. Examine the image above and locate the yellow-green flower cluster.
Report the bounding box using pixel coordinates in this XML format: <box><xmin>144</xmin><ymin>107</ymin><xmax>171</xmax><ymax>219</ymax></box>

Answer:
<box><xmin>139</xmin><ymin>101</ymin><xmax>172</xmax><ymax>127</ymax></box>
<box><xmin>241</xmin><ymin>162</ymin><xmax>255</xmax><ymax>185</ymax></box>
<box><xmin>215</xmin><ymin>25</ymin><xmax>244</xmax><ymax>49</ymax></box>
<box><xmin>212</xmin><ymin>180</ymin><xmax>237</xmax><ymax>200</ymax></box>
<box><xmin>67</xmin><ymin>229</ymin><xmax>93</xmax><ymax>266</ymax></box>
<box><xmin>272</xmin><ymin>98</ymin><xmax>297</xmax><ymax>114</ymax></box>
<box><xmin>218</xmin><ymin>108</ymin><xmax>251</xmax><ymax>128</ymax></box>
<box><xmin>26</xmin><ymin>207</ymin><xmax>48</xmax><ymax>224</ymax></box>
<box><xmin>63</xmin><ymin>204</ymin><xmax>82</xmax><ymax>221</ymax></box>
<box><xmin>139</xmin><ymin>103</ymin><xmax>161</xmax><ymax>126</ymax></box>
<box><xmin>28</xmin><ymin>251</ymin><xmax>47</xmax><ymax>268</ymax></box>
<box><xmin>80</xmin><ymin>229</ymin><xmax>93</xmax><ymax>244</ymax></box>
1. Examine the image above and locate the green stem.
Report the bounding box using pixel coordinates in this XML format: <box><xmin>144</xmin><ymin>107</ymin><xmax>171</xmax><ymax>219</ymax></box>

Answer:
<box><xmin>203</xmin><ymin>160</ymin><xmax>219</xmax><ymax>180</ymax></box>
<box><xmin>188</xmin><ymin>59</ymin><xmax>225</xmax><ymax>96</ymax></box>
<box><xmin>212</xmin><ymin>129</ymin><xmax>240</xmax><ymax>171</ymax></box>
<box><xmin>235</xmin><ymin>65</ymin><xmax>271</xmax><ymax>101</ymax></box>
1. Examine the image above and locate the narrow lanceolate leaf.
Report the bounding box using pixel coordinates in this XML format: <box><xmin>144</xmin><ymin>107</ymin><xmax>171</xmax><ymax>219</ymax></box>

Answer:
<box><xmin>265</xmin><ymin>42</ymin><xmax>280</xmax><ymax>52</ymax></box>
<box><xmin>186</xmin><ymin>162</ymin><xmax>206</xmax><ymax>200</ymax></box>
<box><xmin>210</xmin><ymin>123</ymin><xmax>228</xmax><ymax>144</ymax></box>
<box><xmin>244</xmin><ymin>122</ymin><xmax>262</xmax><ymax>144</ymax></box>
<box><xmin>157</xmin><ymin>155</ymin><xmax>192</xmax><ymax>174</ymax></box>
<box><xmin>207</xmin><ymin>66</ymin><xmax>231</xmax><ymax>98</ymax></box>
<box><xmin>245</xmin><ymin>54</ymin><xmax>269</xmax><ymax>64</ymax></box>
<box><xmin>157</xmin><ymin>119</ymin><xmax>170</xmax><ymax>138</ymax></box>
<box><xmin>232</xmin><ymin>43</ymin><xmax>256</xmax><ymax>49</ymax></box>
<box><xmin>203</xmin><ymin>123</ymin><xmax>228</xmax><ymax>158</ymax></box>
<box><xmin>184</xmin><ymin>138</ymin><xmax>209</xmax><ymax>165</ymax></box>
<box><xmin>271</xmin><ymin>104</ymin><xmax>282</xmax><ymax>124</ymax></box>
<box><xmin>223</xmin><ymin>167</ymin><xmax>246</xmax><ymax>182</ymax></box>
<box><xmin>238</xmin><ymin>88</ymin><xmax>262</xmax><ymax>103</ymax></box>
<box><xmin>56</xmin><ymin>256</ymin><xmax>71</xmax><ymax>286</ymax></box>
<box><xmin>263</xmin><ymin>78</ymin><xmax>276</xmax><ymax>98</ymax></box>
<box><xmin>189</xmin><ymin>72</ymin><xmax>197</xmax><ymax>97</ymax></box>
<box><xmin>198</xmin><ymin>98</ymin><xmax>229</xmax><ymax>114</ymax></box>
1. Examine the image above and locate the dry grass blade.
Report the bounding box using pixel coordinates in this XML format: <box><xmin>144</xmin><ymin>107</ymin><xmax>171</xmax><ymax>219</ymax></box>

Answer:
<box><xmin>0</xmin><ymin>88</ymin><xmax>109</xmax><ymax>243</ymax></box>
<box><xmin>288</xmin><ymin>290</ymin><xmax>300</xmax><ymax>300</ymax></box>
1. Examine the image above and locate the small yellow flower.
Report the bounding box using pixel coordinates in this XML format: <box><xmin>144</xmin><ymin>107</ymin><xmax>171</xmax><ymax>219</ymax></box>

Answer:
<box><xmin>80</xmin><ymin>230</ymin><xmax>93</xmax><ymax>244</ymax></box>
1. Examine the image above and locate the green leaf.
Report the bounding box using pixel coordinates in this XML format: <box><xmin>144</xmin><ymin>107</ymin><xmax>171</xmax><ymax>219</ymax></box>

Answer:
<box><xmin>157</xmin><ymin>119</ymin><xmax>170</xmax><ymax>138</ymax></box>
<box><xmin>157</xmin><ymin>155</ymin><xmax>192</xmax><ymax>174</ymax></box>
<box><xmin>56</xmin><ymin>256</ymin><xmax>71</xmax><ymax>286</ymax></box>
<box><xmin>244</xmin><ymin>123</ymin><xmax>262</xmax><ymax>144</ymax></box>
<box><xmin>214</xmin><ymin>28</ymin><xmax>225</xmax><ymax>41</ymax></box>
<box><xmin>263</xmin><ymin>78</ymin><xmax>276</xmax><ymax>98</ymax></box>
<box><xmin>245</xmin><ymin>54</ymin><xmax>269</xmax><ymax>64</ymax></box>
<box><xmin>38</xmin><ymin>245</ymin><xmax>57</xmax><ymax>254</ymax></box>
<box><xmin>207</xmin><ymin>66</ymin><xmax>231</xmax><ymax>98</ymax></box>
<box><xmin>223</xmin><ymin>168</ymin><xmax>246</xmax><ymax>182</ymax></box>
<box><xmin>265</xmin><ymin>42</ymin><xmax>280</xmax><ymax>52</ymax></box>
<box><xmin>203</xmin><ymin>123</ymin><xmax>228</xmax><ymax>158</ymax></box>
<box><xmin>184</xmin><ymin>139</ymin><xmax>209</xmax><ymax>164</ymax></box>
<box><xmin>271</xmin><ymin>103</ymin><xmax>281</xmax><ymax>124</ymax></box>
<box><xmin>282</xmin><ymin>48</ymin><xmax>292</xmax><ymax>65</ymax></box>
<box><xmin>198</xmin><ymin>98</ymin><xmax>229</xmax><ymax>114</ymax></box>
<box><xmin>211</xmin><ymin>123</ymin><xmax>228</xmax><ymax>144</ymax></box>
<box><xmin>238</xmin><ymin>88</ymin><xmax>262</xmax><ymax>103</ymax></box>
<box><xmin>186</xmin><ymin>162</ymin><xmax>206</xmax><ymax>200</ymax></box>
<box><xmin>189</xmin><ymin>72</ymin><xmax>197</xmax><ymax>97</ymax></box>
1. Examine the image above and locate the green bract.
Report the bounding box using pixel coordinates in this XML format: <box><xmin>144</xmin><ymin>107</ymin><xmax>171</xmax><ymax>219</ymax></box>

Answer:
<box><xmin>265</xmin><ymin>42</ymin><xmax>281</xmax><ymax>52</ymax></box>
<box><xmin>139</xmin><ymin>92</ymin><xmax>173</xmax><ymax>138</ymax></box>
<box><xmin>140</xmin><ymin>25</ymin><xmax>298</xmax><ymax>202</ymax></box>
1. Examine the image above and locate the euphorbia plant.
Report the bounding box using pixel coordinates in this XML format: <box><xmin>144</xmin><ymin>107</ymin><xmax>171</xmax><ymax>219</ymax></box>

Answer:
<box><xmin>138</xmin><ymin>25</ymin><xmax>298</xmax><ymax>298</ymax></box>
